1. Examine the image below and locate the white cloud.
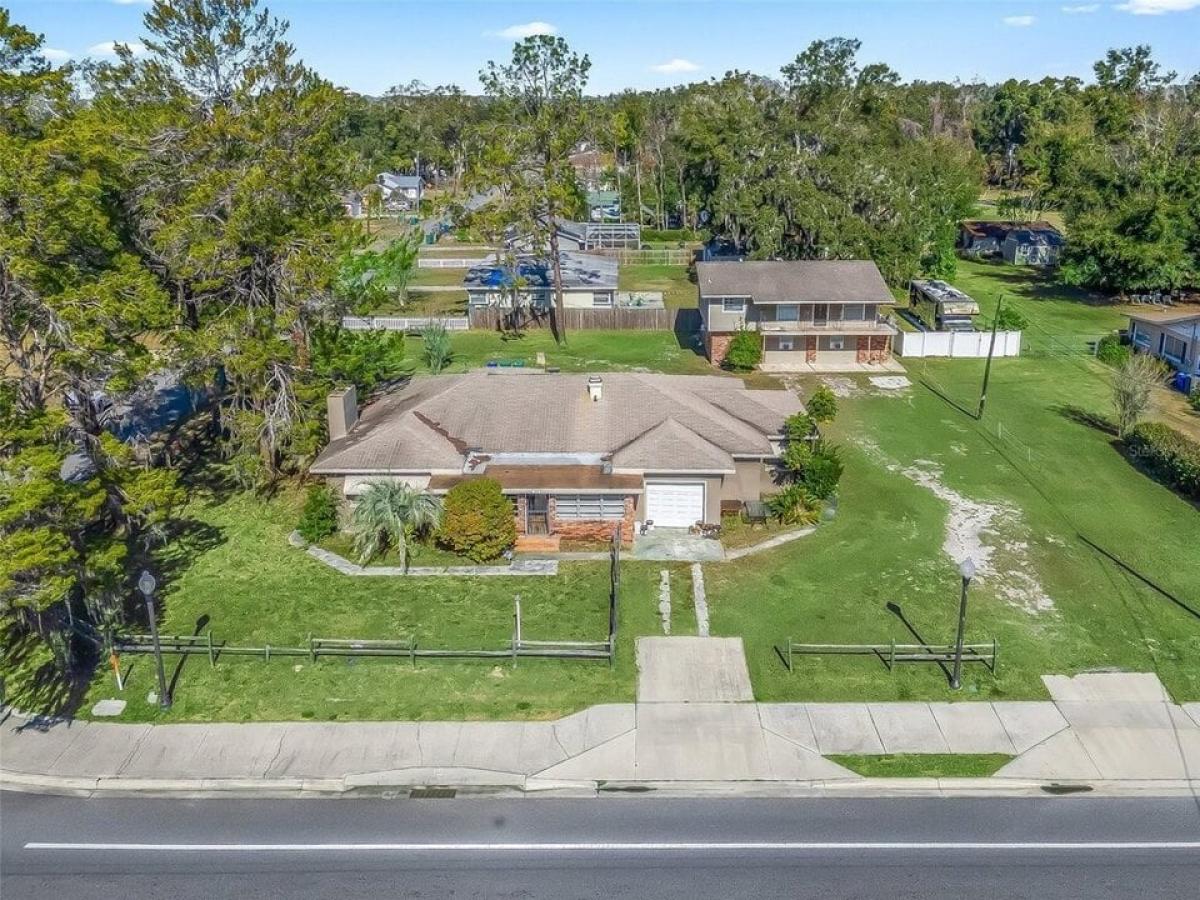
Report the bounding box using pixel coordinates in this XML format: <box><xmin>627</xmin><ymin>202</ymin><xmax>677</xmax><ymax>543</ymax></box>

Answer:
<box><xmin>87</xmin><ymin>40</ymin><xmax>149</xmax><ymax>58</ymax></box>
<box><xmin>1003</xmin><ymin>14</ymin><xmax>1037</xmax><ymax>25</ymax></box>
<box><xmin>491</xmin><ymin>21</ymin><xmax>558</xmax><ymax>40</ymax></box>
<box><xmin>650</xmin><ymin>58</ymin><xmax>701</xmax><ymax>75</ymax></box>
<box><xmin>1061</xmin><ymin>3</ymin><xmax>1100</xmax><ymax>11</ymax></box>
<box><xmin>42</xmin><ymin>48</ymin><xmax>73</xmax><ymax>63</ymax></box>
<box><xmin>1115</xmin><ymin>0</ymin><xmax>1199</xmax><ymax>13</ymax></box>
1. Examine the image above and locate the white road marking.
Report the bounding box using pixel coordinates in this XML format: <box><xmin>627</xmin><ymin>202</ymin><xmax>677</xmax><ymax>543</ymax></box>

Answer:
<box><xmin>24</xmin><ymin>841</ymin><xmax>1200</xmax><ymax>853</ymax></box>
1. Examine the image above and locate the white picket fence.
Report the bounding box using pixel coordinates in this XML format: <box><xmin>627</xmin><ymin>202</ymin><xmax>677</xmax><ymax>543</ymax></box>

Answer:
<box><xmin>894</xmin><ymin>330</ymin><xmax>1023</xmax><ymax>358</ymax></box>
<box><xmin>342</xmin><ymin>316</ymin><xmax>469</xmax><ymax>332</ymax></box>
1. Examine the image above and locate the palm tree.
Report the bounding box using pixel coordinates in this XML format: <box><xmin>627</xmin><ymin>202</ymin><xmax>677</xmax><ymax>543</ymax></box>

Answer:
<box><xmin>350</xmin><ymin>481</ymin><xmax>443</xmax><ymax>569</ymax></box>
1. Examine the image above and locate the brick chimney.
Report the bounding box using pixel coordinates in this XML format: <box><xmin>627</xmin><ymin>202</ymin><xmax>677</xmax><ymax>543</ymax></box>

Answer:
<box><xmin>327</xmin><ymin>386</ymin><xmax>358</xmax><ymax>441</ymax></box>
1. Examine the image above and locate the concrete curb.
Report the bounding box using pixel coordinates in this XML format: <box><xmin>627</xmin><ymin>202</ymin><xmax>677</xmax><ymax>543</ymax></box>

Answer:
<box><xmin>4</xmin><ymin>768</ymin><xmax>1197</xmax><ymax>800</ymax></box>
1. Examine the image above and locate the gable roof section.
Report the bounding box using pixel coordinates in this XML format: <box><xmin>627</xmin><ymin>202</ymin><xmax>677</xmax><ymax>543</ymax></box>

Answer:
<box><xmin>612</xmin><ymin>419</ymin><xmax>735</xmax><ymax>473</ymax></box>
<box><xmin>696</xmin><ymin>260</ymin><xmax>893</xmax><ymax>305</ymax></box>
<box><xmin>310</xmin><ymin>373</ymin><xmax>802</xmax><ymax>475</ymax></box>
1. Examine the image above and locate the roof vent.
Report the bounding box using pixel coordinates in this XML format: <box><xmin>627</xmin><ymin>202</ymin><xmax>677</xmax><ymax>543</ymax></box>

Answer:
<box><xmin>587</xmin><ymin>375</ymin><xmax>603</xmax><ymax>402</ymax></box>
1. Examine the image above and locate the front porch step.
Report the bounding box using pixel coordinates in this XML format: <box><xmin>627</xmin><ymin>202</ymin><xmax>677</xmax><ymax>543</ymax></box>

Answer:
<box><xmin>516</xmin><ymin>534</ymin><xmax>561</xmax><ymax>552</ymax></box>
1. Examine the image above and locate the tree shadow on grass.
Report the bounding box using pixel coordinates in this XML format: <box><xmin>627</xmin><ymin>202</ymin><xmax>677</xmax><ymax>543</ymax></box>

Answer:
<box><xmin>1056</xmin><ymin>404</ymin><xmax>1118</xmax><ymax>436</ymax></box>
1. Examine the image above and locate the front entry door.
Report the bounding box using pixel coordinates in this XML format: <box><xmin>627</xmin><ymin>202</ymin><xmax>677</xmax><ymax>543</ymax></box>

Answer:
<box><xmin>813</xmin><ymin>303</ymin><xmax>828</xmax><ymax>327</ymax></box>
<box><xmin>526</xmin><ymin>495</ymin><xmax>550</xmax><ymax>535</ymax></box>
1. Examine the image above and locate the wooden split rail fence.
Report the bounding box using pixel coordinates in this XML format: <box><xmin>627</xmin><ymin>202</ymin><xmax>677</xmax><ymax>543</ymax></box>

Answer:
<box><xmin>779</xmin><ymin>638</ymin><xmax>998</xmax><ymax>674</ymax></box>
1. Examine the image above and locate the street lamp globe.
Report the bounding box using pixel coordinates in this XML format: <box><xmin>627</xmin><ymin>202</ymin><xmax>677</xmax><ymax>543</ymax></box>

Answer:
<box><xmin>137</xmin><ymin>570</ymin><xmax>157</xmax><ymax>597</ymax></box>
<box><xmin>958</xmin><ymin>557</ymin><xmax>976</xmax><ymax>582</ymax></box>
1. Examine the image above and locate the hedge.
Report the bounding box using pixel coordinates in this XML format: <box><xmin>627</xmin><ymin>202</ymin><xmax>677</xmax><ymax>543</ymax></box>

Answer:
<box><xmin>1125</xmin><ymin>422</ymin><xmax>1200</xmax><ymax>500</ymax></box>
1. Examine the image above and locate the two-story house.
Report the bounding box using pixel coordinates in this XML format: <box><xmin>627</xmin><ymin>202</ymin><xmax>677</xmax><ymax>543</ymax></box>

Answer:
<box><xmin>696</xmin><ymin>260</ymin><xmax>898</xmax><ymax>370</ymax></box>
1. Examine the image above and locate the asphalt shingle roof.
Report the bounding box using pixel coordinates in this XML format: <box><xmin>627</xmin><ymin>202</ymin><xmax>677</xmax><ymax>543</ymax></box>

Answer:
<box><xmin>310</xmin><ymin>373</ymin><xmax>802</xmax><ymax>475</ymax></box>
<box><xmin>695</xmin><ymin>260</ymin><xmax>894</xmax><ymax>305</ymax></box>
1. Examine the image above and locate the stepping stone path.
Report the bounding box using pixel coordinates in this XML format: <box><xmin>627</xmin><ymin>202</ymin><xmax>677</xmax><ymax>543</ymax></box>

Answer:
<box><xmin>657</xmin><ymin>570</ymin><xmax>671</xmax><ymax>635</ymax></box>
<box><xmin>690</xmin><ymin>563</ymin><xmax>710</xmax><ymax>636</ymax></box>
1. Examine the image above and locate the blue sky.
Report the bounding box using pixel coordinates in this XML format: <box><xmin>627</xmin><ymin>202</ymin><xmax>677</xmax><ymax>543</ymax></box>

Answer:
<box><xmin>13</xmin><ymin>1</ymin><xmax>1200</xmax><ymax>95</ymax></box>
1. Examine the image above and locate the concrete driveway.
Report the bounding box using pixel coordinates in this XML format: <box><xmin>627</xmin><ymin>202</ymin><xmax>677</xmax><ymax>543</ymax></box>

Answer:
<box><xmin>632</xmin><ymin>528</ymin><xmax>724</xmax><ymax>562</ymax></box>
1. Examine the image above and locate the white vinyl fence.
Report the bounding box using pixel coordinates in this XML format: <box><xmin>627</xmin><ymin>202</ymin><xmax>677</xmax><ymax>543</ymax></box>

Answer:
<box><xmin>894</xmin><ymin>330</ymin><xmax>1022</xmax><ymax>359</ymax></box>
<box><xmin>342</xmin><ymin>316</ymin><xmax>469</xmax><ymax>332</ymax></box>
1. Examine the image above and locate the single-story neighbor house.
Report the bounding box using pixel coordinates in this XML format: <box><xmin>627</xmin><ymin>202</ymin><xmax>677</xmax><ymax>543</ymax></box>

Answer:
<box><xmin>309</xmin><ymin>372</ymin><xmax>804</xmax><ymax>547</ymax></box>
<box><xmin>463</xmin><ymin>252</ymin><xmax>619</xmax><ymax>310</ymax></box>
<box><xmin>958</xmin><ymin>220</ymin><xmax>1064</xmax><ymax>266</ymax></box>
<box><xmin>696</xmin><ymin>260</ymin><xmax>898</xmax><ymax>370</ymax></box>
<box><xmin>1128</xmin><ymin>309</ymin><xmax>1200</xmax><ymax>378</ymax></box>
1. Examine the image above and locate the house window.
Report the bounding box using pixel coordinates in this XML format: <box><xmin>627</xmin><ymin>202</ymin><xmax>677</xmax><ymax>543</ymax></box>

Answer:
<box><xmin>819</xmin><ymin>336</ymin><xmax>845</xmax><ymax>352</ymax></box>
<box><xmin>721</xmin><ymin>298</ymin><xmax>746</xmax><ymax>314</ymax></box>
<box><xmin>842</xmin><ymin>304</ymin><xmax>865</xmax><ymax>321</ymax></box>
<box><xmin>776</xmin><ymin>305</ymin><xmax>799</xmax><ymax>321</ymax></box>
<box><xmin>1163</xmin><ymin>335</ymin><xmax>1187</xmax><ymax>364</ymax></box>
<box><xmin>1132</xmin><ymin>325</ymin><xmax>1151</xmax><ymax>348</ymax></box>
<box><xmin>778</xmin><ymin>337</ymin><xmax>795</xmax><ymax>351</ymax></box>
<box><xmin>592</xmin><ymin>292</ymin><xmax>613</xmax><ymax>308</ymax></box>
<box><xmin>555</xmin><ymin>494</ymin><xmax>626</xmax><ymax>520</ymax></box>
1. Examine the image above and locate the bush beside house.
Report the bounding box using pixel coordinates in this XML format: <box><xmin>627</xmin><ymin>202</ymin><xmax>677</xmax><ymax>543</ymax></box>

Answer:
<box><xmin>1125</xmin><ymin>423</ymin><xmax>1200</xmax><ymax>501</ymax></box>
<box><xmin>438</xmin><ymin>478</ymin><xmax>517</xmax><ymax>562</ymax></box>
<box><xmin>723</xmin><ymin>328</ymin><xmax>762</xmax><ymax>371</ymax></box>
<box><xmin>297</xmin><ymin>484</ymin><xmax>339</xmax><ymax>542</ymax></box>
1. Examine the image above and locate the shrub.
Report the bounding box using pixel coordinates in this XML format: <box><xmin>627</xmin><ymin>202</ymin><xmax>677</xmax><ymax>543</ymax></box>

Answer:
<box><xmin>765</xmin><ymin>484</ymin><xmax>822</xmax><ymax>526</ymax></box>
<box><xmin>311</xmin><ymin>326</ymin><xmax>409</xmax><ymax>393</ymax></box>
<box><xmin>1125</xmin><ymin>422</ymin><xmax>1200</xmax><ymax>500</ymax></box>
<box><xmin>297</xmin><ymin>483</ymin><xmax>339</xmax><ymax>543</ymax></box>
<box><xmin>992</xmin><ymin>305</ymin><xmax>1029</xmax><ymax>331</ymax></box>
<box><xmin>421</xmin><ymin>321</ymin><xmax>453</xmax><ymax>374</ymax></box>
<box><xmin>784</xmin><ymin>412</ymin><xmax>815</xmax><ymax>442</ymax></box>
<box><xmin>438</xmin><ymin>478</ymin><xmax>517</xmax><ymax>562</ymax></box>
<box><xmin>1190</xmin><ymin>391</ymin><xmax>1200</xmax><ymax>413</ymax></box>
<box><xmin>806</xmin><ymin>385</ymin><xmax>838</xmax><ymax>423</ymax></box>
<box><xmin>800</xmin><ymin>442</ymin><xmax>845</xmax><ymax>500</ymax></box>
<box><xmin>723</xmin><ymin>328</ymin><xmax>762</xmax><ymax>371</ymax></box>
<box><xmin>1096</xmin><ymin>334</ymin><xmax>1131</xmax><ymax>368</ymax></box>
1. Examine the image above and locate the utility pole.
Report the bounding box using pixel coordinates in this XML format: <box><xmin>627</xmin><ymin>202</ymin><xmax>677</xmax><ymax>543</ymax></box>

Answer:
<box><xmin>977</xmin><ymin>294</ymin><xmax>1003</xmax><ymax>420</ymax></box>
<box><xmin>137</xmin><ymin>570</ymin><xmax>171</xmax><ymax>710</ymax></box>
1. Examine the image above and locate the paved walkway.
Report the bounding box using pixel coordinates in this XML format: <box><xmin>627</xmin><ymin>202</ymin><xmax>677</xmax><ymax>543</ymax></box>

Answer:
<box><xmin>305</xmin><ymin>545</ymin><xmax>558</xmax><ymax>577</ymax></box>
<box><xmin>2</xmin><ymin>637</ymin><xmax>1198</xmax><ymax>794</ymax></box>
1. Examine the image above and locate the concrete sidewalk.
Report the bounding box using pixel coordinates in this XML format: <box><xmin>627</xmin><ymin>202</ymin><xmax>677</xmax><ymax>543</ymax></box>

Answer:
<box><xmin>2</xmin><ymin>638</ymin><xmax>1198</xmax><ymax>796</ymax></box>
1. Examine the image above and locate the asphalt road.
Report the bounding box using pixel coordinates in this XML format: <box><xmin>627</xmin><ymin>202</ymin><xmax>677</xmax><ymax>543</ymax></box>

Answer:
<box><xmin>3</xmin><ymin>791</ymin><xmax>1200</xmax><ymax>899</ymax></box>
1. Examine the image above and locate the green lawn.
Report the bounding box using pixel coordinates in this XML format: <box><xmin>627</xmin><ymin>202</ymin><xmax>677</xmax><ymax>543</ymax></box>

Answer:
<box><xmin>707</xmin><ymin>265</ymin><xmax>1200</xmax><ymax>704</ymax></box>
<box><xmin>415</xmin><ymin>329</ymin><xmax>718</xmax><ymax>376</ymax></box>
<box><xmin>829</xmin><ymin>753</ymin><xmax>1013</xmax><ymax>778</ymax></box>
<box><xmin>409</xmin><ymin>266</ymin><xmax>471</xmax><ymax>288</ymax></box>
<box><xmin>86</xmin><ymin>481</ymin><xmax>692</xmax><ymax>722</ymax></box>
<box><xmin>618</xmin><ymin>264</ymin><xmax>697</xmax><ymax>309</ymax></box>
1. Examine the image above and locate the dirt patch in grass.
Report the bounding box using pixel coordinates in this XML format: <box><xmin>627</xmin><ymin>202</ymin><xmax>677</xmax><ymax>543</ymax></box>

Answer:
<box><xmin>857</xmin><ymin>440</ymin><xmax>1054</xmax><ymax>614</ymax></box>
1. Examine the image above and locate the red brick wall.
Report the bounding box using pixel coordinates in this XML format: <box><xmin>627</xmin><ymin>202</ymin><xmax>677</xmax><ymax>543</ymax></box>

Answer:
<box><xmin>805</xmin><ymin>335</ymin><xmax>817</xmax><ymax>363</ymax></box>
<box><xmin>705</xmin><ymin>332</ymin><xmax>733</xmax><ymax>366</ymax></box>
<box><xmin>549</xmin><ymin>496</ymin><xmax>635</xmax><ymax>545</ymax></box>
<box><xmin>513</xmin><ymin>495</ymin><xmax>528</xmax><ymax>535</ymax></box>
<box><xmin>856</xmin><ymin>335</ymin><xmax>893</xmax><ymax>363</ymax></box>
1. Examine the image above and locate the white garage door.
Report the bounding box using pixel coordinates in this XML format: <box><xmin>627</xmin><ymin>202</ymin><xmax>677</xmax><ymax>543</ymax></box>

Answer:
<box><xmin>645</xmin><ymin>482</ymin><xmax>705</xmax><ymax>528</ymax></box>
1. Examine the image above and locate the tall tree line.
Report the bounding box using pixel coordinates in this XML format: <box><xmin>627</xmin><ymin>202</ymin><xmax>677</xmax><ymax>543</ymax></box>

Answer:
<box><xmin>1</xmin><ymin>0</ymin><xmax>355</xmax><ymax>708</ymax></box>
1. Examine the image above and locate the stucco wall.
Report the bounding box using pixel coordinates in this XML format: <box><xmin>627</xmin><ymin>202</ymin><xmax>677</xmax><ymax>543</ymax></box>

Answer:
<box><xmin>700</xmin><ymin>297</ymin><xmax>755</xmax><ymax>334</ymax></box>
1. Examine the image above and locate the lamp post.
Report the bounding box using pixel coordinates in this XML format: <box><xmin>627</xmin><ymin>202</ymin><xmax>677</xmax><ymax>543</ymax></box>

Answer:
<box><xmin>138</xmin><ymin>569</ymin><xmax>171</xmax><ymax>710</ymax></box>
<box><xmin>950</xmin><ymin>557</ymin><xmax>976</xmax><ymax>690</ymax></box>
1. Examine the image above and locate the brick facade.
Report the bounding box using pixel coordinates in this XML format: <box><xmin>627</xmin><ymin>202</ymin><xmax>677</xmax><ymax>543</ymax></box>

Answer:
<box><xmin>805</xmin><ymin>335</ymin><xmax>817</xmax><ymax>363</ymax></box>
<box><xmin>855</xmin><ymin>335</ymin><xmax>892</xmax><ymax>364</ymax></box>
<box><xmin>548</xmin><ymin>495</ymin><xmax>635</xmax><ymax>545</ymax></box>
<box><xmin>705</xmin><ymin>332</ymin><xmax>733</xmax><ymax>366</ymax></box>
<box><xmin>513</xmin><ymin>495</ymin><xmax>528</xmax><ymax>534</ymax></box>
